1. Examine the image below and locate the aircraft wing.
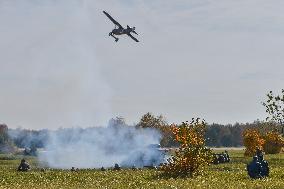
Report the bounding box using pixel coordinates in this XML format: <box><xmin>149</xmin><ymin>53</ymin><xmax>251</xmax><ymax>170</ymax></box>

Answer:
<box><xmin>127</xmin><ymin>33</ymin><xmax>139</xmax><ymax>42</ymax></box>
<box><xmin>103</xmin><ymin>11</ymin><xmax>123</xmax><ymax>28</ymax></box>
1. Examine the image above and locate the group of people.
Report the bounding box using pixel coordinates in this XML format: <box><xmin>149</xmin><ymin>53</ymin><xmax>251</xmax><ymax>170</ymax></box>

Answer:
<box><xmin>213</xmin><ymin>150</ymin><xmax>230</xmax><ymax>164</ymax></box>
<box><xmin>247</xmin><ymin>150</ymin><xmax>269</xmax><ymax>179</ymax></box>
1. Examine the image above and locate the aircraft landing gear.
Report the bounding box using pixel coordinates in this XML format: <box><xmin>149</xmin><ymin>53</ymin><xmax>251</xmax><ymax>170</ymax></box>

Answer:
<box><xmin>109</xmin><ymin>32</ymin><xmax>119</xmax><ymax>42</ymax></box>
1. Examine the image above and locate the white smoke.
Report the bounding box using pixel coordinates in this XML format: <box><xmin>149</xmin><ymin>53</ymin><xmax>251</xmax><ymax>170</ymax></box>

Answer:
<box><xmin>39</xmin><ymin>126</ymin><xmax>162</xmax><ymax>169</ymax></box>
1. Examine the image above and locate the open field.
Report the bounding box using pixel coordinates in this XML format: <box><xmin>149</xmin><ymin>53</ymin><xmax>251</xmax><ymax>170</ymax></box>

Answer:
<box><xmin>0</xmin><ymin>150</ymin><xmax>284</xmax><ymax>189</ymax></box>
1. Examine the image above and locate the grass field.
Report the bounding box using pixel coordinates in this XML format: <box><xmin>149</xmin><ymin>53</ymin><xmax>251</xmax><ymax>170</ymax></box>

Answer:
<box><xmin>0</xmin><ymin>150</ymin><xmax>284</xmax><ymax>189</ymax></box>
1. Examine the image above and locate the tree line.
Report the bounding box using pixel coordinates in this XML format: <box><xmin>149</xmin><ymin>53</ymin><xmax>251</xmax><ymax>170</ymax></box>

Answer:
<box><xmin>1</xmin><ymin>114</ymin><xmax>281</xmax><ymax>152</ymax></box>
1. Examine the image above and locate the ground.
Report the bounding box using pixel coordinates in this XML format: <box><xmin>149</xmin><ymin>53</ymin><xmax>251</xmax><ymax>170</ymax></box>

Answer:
<box><xmin>0</xmin><ymin>150</ymin><xmax>283</xmax><ymax>189</ymax></box>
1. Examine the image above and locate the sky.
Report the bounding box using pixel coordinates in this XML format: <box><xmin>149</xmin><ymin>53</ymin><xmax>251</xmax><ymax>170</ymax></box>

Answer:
<box><xmin>0</xmin><ymin>0</ymin><xmax>283</xmax><ymax>129</ymax></box>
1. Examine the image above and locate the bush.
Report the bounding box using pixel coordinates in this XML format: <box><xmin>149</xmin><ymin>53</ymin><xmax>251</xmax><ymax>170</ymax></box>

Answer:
<box><xmin>263</xmin><ymin>131</ymin><xmax>284</xmax><ymax>154</ymax></box>
<box><xmin>243</xmin><ymin>129</ymin><xmax>265</xmax><ymax>156</ymax></box>
<box><xmin>161</xmin><ymin>119</ymin><xmax>212</xmax><ymax>177</ymax></box>
<box><xmin>243</xmin><ymin>129</ymin><xmax>284</xmax><ymax>155</ymax></box>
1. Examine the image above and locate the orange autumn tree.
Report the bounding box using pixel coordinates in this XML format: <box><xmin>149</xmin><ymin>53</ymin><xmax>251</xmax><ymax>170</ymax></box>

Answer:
<box><xmin>263</xmin><ymin>131</ymin><xmax>284</xmax><ymax>154</ymax></box>
<box><xmin>243</xmin><ymin>129</ymin><xmax>265</xmax><ymax>156</ymax></box>
<box><xmin>161</xmin><ymin>118</ymin><xmax>212</xmax><ymax>177</ymax></box>
<box><xmin>243</xmin><ymin>123</ymin><xmax>284</xmax><ymax>155</ymax></box>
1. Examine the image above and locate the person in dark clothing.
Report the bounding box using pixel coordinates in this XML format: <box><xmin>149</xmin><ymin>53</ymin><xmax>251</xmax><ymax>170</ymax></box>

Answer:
<box><xmin>247</xmin><ymin>156</ymin><xmax>262</xmax><ymax>179</ymax></box>
<box><xmin>256</xmin><ymin>148</ymin><xmax>263</xmax><ymax>158</ymax></box>
<box><xmin>259</xmin><ymin>155</ymin><xmax>269</xmax><ymax>177</ymax></box>
<box><xmin>224</xmin><ymin>150</ymin><xmax>230</xmax><ymax>162</ymax></box>
<box><xmin>17</xmin><ymin>159</ymin><xmax>31</xmax><ymax>172</ymax></box>
<box><xmin>212</xmin><ymin>154</ymin><xmax>219</xmax><ymax>164</ymax></box>
<box><xmin>114</xmin><ymin>163</ymin><xmax>121</xmax><ymax>171</ymax></box>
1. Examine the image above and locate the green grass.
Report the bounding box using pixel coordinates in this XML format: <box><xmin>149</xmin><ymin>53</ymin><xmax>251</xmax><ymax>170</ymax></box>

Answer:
<box><xmin>0</xmin><ymin>150</ymin><xmax>284</xmax><ymax>189</ymax></box>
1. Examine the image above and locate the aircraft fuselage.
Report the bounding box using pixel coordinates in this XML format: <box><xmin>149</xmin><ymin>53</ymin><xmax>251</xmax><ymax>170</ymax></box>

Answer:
<box><xmin>112</xmin><ymin>28</ymin><xmax>133</xmax><ymax>36</ymax></box>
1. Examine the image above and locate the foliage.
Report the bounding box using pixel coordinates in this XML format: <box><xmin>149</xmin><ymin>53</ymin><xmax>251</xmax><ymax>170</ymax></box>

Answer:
<box><xmin>0</xmin><ymin>124</ymin><xmax>15</xmax><ymax>153</ymax></box>
<box><xmin>136</xmin><ymin>112</ymin><xmax>167</xmax><ymax>129</ymax></box>
<box><xmin>205</xmin><ymin>123</ymin><xmax>244</xmax><ymax>147</ymax></box>
<box><xmin>255</xmin><ymin>121</ymin><xmax>282</xmax><ymax>135</ymax></box>
<box><xmin>243</xmin><ymin>128</ymin><xmax>284</xmax><ymax>155</ymax></box>
<box><xmin>0</xmin><ymin>124</ymin><xmax>9</xmax><ymax>144</ymax></box>
<box><xmin>205</xmin><ymin>121</ymin><xmax>282</xmax><ymax>148</ymax></box>
<box><xmin>262</xmin><ymin>131</ymin><xmax>284</xmax><ymax>154</ymax></box>
<box><xmin>161</xmin><ymin>119</ymin><xmax>212</xmax><ymax>177</ymax></box>
<box><xmin>158</xmin><ymin>125</ymin><xmax>179</xmax><ymax>147</ymax></box>
<box><xmin>9</xmin><ymin>128</ymin><xmax>48</xmax><ymax>148</ymax></box>
<box><xmin>108</xmin><ymin>116</ymin><xmax>128</xmax><ymax>128</ymax></box>
<box><xmin>136</xmin><ymin>113</ymin><xmax>177</xmax><ymax>147</ymax></box>
<box><xmin>7</xmin><ymin>119</ymin><xmax>284</xmax><ymax>150</ymax></box>
<box><xmin>243</xmin><ymin>129</ymin><xmax>265</xmax><ymax>156</ymax></box>
<box><xmin>262</xmin><ymin>90</ymin><xmax>284</xmax><ymax>127</ymax></box>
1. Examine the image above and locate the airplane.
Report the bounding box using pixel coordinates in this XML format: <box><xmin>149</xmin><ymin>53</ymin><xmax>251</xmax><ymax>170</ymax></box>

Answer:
<box><xmin>103</xmin><ymin>11</ymin><xmax>139</xmax><ymax>42</ymax></box>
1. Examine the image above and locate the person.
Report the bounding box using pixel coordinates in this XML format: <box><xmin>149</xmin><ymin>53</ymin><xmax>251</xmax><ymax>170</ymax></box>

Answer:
<box><xmin>259</xmin><ymin>155</ymin><xmax>269</xmax><ymax>177</ymax></box>
<box><xmin>17</xmin><ymin>159</ymin><xmax>31</xmax><ymax>172</ymax></box>
<box><xmin>114</xmin><ymin>163</ymin><xmax>121</xmax><ymax>171</ymax></box>
<box><xmin>247</xmin><ymin>156</ymin><xmax>262</xmax><ymax>179</ymax></box>
<box><xmin>256</xmin><ymin>148</ymin><xmax>263</xmax><ymax>158</ymax></box>
<box><xmin>217</xmin><ymin>153</ymin><xmax>225</xmax><ymax>163</ymax></box>
<box><xmin>131</xmin><ymin>165</ymin><xmax>137</xmax><ymax>170</ymax></box>
<box><xmin>212</xmin><ymin>154</ymin><xmax>219</xmax><ymax>164</ymax></box>
<box><xmin>224</xmin><ymin>150</ymin><xmax>230</xmax><ymax>162</ymax></box>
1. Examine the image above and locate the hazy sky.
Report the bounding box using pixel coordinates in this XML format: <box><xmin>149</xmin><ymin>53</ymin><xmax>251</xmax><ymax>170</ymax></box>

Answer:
<box><xmin>0</xmin><ymin>0</ymin><xmax>283</xmax><ymax>129</ymax></box>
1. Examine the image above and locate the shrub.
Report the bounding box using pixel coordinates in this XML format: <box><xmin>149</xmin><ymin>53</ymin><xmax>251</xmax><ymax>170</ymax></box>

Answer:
<box><xmin>263</xmin><ymin>131</ymin><xmax>284</xmax><ymax>154</ymax></box>
<box><xmin>243</xmin><ymin>129</ymin><xmax>265</xmax><ymax>156</ymax></box>
<box><xmin>161</xmin><ymin>118</ymin><xmax>212</xmax><ymax>177</ymax></box>
<box><xmin>243</xmin><ymin>129</ymin><xmax>284</xmax><ymax>155</ymax></box>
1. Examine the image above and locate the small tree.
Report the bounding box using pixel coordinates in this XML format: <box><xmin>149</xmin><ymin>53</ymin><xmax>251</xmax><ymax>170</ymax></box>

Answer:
<box><xmin>136</xmin><ymin>112</ymin><xmax>167</xmax><ymax>129</ymax></box>
<box><xmin>243</xmin><ymin>129</ymin><xmax>265</xmax><ymax>156</ymax></box>
<box><xmin>108</xmin><ymin>116</ymin><xmax>127</xmax><ymax>128</ymax></box>
<box><xmin>159</xmin><ymin>126</ymin><xmax>179</xmax><ymax>147</ymax></box>
<box><xmin>161</xmin><ymin>118</ymin><xmax>212</xmax><ymax>177</ymax></box>
<box><xmin>261</xmin><ymin>90</ymin><xmax>284</xmax><ymax>153</ymax></box>
<box><xmin>0</xmin><ymin>124</ymin><xmax>15</xmax><ymax>153</ymax></box>
<box><xmin>263</xmin><ymin>131</ymin><xmax>284</xmax><ymax>154</ymax></box>
<box><xmin>137</xmin><ymin>113</ymin><xmax>177</xmax><ymax>147</ymax></box>
<box><xmin>262</xmin><ymin>90</ymin><xmax>284</xmax><ymax>132</ymax></box>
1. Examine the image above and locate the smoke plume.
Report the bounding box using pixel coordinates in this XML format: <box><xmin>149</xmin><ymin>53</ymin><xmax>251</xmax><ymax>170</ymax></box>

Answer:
<box><xmin>39</xmin><ymin>126</ymin><xmax>162</xmax><ymax>169</ymax></box>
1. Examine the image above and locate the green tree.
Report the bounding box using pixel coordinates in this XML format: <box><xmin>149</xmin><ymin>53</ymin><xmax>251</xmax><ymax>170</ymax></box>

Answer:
<box><xmin>0</xmin><ymin>124</ymin><xmax>10</xmax><ymax>144</ymax></box>
<box><xmin>108</xmin><ymin>116</ymin><xmax>127</xmax><ymax>128</ymax></box>
<box><xmin>136</xmin><ymin>113</ymin><xmax>177</xmax><ymax>147</ymax></box>
<box><xmin>262</xmin><ymin>89</ymin><xmax>284</xmax><ymax>134</ymax></box>
<box><xmin>136</xmin><ymin>112</ymin><xmax>167</xmax><ymax>129</ymax></box>
<box><xmin>262</xmin><ymin>90</ymin><xmax>284</xmax><ymax>125</ymax></box>
<box><xmin>0</xmin><ymin>124</ymin><xmax>14</xmax><ymax>153</ymax></box>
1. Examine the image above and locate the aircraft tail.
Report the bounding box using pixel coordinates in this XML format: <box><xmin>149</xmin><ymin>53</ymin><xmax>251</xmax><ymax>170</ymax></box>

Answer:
<box><xmin>128</xmin><ymin>25</ymin><xmax>138</xmax><ymax>35</ymax></box>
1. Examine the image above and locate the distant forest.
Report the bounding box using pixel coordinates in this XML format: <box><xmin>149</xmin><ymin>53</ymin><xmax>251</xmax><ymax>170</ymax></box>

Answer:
<box><xmin>1</xmin><ymin>113</ymin><xmax>282</xmax><ymax>151</ymax></box>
